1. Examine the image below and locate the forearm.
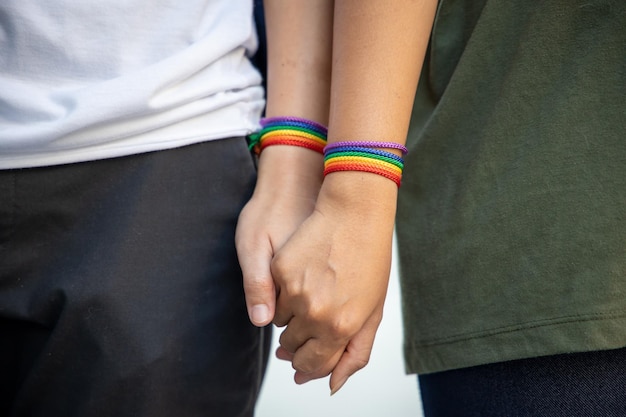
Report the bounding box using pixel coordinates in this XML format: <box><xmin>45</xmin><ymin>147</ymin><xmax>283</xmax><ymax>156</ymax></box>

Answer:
<box><xmin>236</xmin><ymin>2</ymin><xmax>335</xmax><ymax>327</ymax></box>
<box><xmin>261</xmin><ymin>0</ymin><xmax>439</xmax><ymax>393</ymax></box>
<box><xmin>318</xmin><ymin>0</ymin><xmax>439</xmax><ymax>220</ymax></box>
<box><xmin>255</xmin><ymin>0</ymin><xmax>334</xmax><ymax>197</ymax></box>
<box><xmin>328</xmin><ymin>0</ymin><xmax>437</xmax><ymax>145</ymax></box>
<box><xmin>264</xmin><ymin>0</ymin><xmax>333</xmax><ymax>124</ymax></box>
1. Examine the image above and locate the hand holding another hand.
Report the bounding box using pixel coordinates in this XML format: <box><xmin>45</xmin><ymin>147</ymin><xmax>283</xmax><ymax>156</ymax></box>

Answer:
<box><xmin>271</xmin><ymin>172</ymin><xmax>398</xmax><ymax>394</ymax></box>
<box><xmin>235</xmin><ymin>147</ymin><xmax>323</xmax><ymax>327</ymax></box>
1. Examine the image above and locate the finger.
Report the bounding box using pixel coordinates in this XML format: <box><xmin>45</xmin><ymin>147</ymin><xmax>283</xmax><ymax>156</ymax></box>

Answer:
<box><xmin>292</xmin><ymin>339</ymin><xmax>345</xmax><ymax>385</ymax></box>
<box><xmin>285</xmin><ymin>330</ymin><xmax>346</xmax><ymax>375</ymax></box>
<box><xmin>272</xmin><ymin>289</ymin><xmax>294</xmax><ymax>327</ymax></box>
<box><xmin>328</xmin><ymin>314</ymin><xmax>380</xmax><ymax>395</ymax></box>
<box><xmin>277</xmin><ymin>315</ymin><xmax>311</xmax><ymax>353</ymax></box>
<box><xmin>278</xmin><ymin>304</ymin><xmax>363</xmax><ymax>377</ymax></box>
<box><xmin>236</xmin><ymin>237</ymin><xmax>276</xmax><ymax>327</ymax></box>
<box><xmin>275</xmin><ymin>345</ymin><xmax>294</xmax><ymax>361</ymax></box>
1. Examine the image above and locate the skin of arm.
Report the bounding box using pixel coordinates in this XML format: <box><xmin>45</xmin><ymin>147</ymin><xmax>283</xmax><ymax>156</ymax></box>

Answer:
<box><xmin>235</xmin><ymin>0</ymin><xmax>333</xmax><ymax>327</ymax></box>
<box><xmin>268</xmin><ymin>0</ymin><xmax>438</xmax><ymax>394</ymax></box>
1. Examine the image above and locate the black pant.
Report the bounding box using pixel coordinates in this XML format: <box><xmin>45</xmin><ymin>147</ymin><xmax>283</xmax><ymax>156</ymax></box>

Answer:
<box><xmin>0</xmin><ymin>138</ymin><xmax>271</xmax><ymax>417</ymax></box>
<box><xmin>419</xmin><ymin>347</ymin><xmax>626</xmax><ymax>416</ymax></box>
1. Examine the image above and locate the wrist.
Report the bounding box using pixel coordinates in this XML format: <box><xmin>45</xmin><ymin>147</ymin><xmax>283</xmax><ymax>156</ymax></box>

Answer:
<box><xmin>316</xmin><ymin>171</ymin><xmax>398</xmax><ymax>223</ymax></box>
<box><xmin>323</xmin><ymin>141</ymin><xmax>407</xmax><ymax>188</ymax></box>
<box><xmin>253</xmin><ymin>146</ymin><xmax>324</xmax><ymax>203</ymax></box>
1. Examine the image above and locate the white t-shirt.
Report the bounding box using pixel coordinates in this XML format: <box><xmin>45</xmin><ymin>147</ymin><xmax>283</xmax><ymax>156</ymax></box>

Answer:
<box><xmin>0</xmin><ymin>0</ymin><xmax>264</xmax><ymax>168</ymax></box>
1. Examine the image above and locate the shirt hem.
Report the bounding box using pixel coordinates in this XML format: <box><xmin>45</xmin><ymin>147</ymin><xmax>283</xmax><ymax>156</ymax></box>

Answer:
<box><xmin>0</xmin><ymin>132</ymin><xmax>250</xmax><ymax>169</ymax></box>
<box><xmin>404</xmin><ymin>311</ymin><xmax>626</xmax><ymax>375</ymax></box>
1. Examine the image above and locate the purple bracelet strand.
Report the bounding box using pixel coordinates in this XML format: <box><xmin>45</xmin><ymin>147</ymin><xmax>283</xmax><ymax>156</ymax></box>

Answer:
<box><xmin>324</xmin><ymin>140</ymin><xmax>408</xmax><ymax>154</ymax></box>
<box><xmin>261</xmin><ymin>116</ymin><xmax>328</xmax><ymax>135</ymax></box>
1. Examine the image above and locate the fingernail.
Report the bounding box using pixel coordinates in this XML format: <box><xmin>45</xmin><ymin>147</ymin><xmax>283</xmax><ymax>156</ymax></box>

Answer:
<box><xmin>251</xmin><ymin>304</ymin><xmax>270</xmax><ymax>325</ymax></box>
<box><xmin>330</xmin><ymin>377</ymin><xmax>348</xmax><ymax>396</ymax></box>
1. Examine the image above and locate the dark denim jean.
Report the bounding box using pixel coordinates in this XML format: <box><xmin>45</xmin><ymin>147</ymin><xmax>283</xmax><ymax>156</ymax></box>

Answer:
<box><xmin>0</xmin><ymin>138</ymin><xmax>271</xmax><ymax>417</ymax></box>
<box><xmin>419</xmin><ymin>347</ymin><xmax>626</xmax><ymax>416</ymax></box>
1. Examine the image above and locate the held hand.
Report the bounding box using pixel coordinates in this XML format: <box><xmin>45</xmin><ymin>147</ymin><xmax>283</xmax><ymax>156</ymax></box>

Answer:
<box><xmin>235</xmin><ymin>147</ymin><xmax>323</xmax><ymax>327</ymax></box>
<box><xmin>271</xmin><ymin>172</ymin><xmax>398</xmax><ymax>393</ymax></box>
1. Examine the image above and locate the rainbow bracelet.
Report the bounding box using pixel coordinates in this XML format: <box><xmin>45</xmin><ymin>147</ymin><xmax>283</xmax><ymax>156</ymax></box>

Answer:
<box><xmin>248</xmin><ymin>116</ymin><xmax>328</xmax><ymax>155</ymax></box>
<box><xmin>323</xmin><ymin>141</ymin><xmax>407</xmax><ymax>187</ymax></box>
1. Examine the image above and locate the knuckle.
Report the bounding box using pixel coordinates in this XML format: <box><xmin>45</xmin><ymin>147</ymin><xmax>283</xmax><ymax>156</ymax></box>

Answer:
<box><xmin>272</xmin><ymin>316</ymin><xmax>289</xmax><ymax>328</ymax></box>
<box><xmin>243</xmin><ymin>275</ymin><xmax>273</xmax><ymax>293</ymax></box>
<box><xmin>291</xmin><ymin>344</ymin><xmax>329</xmax><ymax>375</ymax></box>
<box><xmin>303</xmin><ymin>301</ymin><xmax>325</xmax><ymax>321</ymax></box>
<box><xmin>270</xmin><ymin>251</ymin><xmax>289</xmax><ymax>274</ymax></box>
<box><xmin>282</xmin><ymin>279</ymin><xmax>304</xmax><ymax>298</ymax></box>
<box><xmin>292</xmin><ymin>362</ymin><xmax>312</xmax><ymax>374</ymax></box>
<box><xmin>352</xmin><ymin>355</ymin><xmax>370</xmax><ymax>370</ymax></box>
<box><xmin>278</xmin><ymin>333</ymin><xmax>292</xmax><ymax>351</ymax></box>
<box><xmin>270</xmin><ymin>254</ymin><xmax>298</xmax><ymax>287</ymax></box>
<box><xmin>292</xmin><ymin>356</ymin><xmax>319</xmax><ymax>375</ymax></box>
<box><xmin>328</xmin><ymin>313</ymin><xmax>360</xmax><ymax>339</ymax></box>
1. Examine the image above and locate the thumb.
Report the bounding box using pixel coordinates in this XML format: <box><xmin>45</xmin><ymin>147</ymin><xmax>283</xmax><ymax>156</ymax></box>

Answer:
<box><xmin>328</xmin><ymin>313</ymin><xmax>380</xmax><ymax>395</ymax></box>
<box><xmin>236</xmin><ymin>237</ymin><xmax>277</xmax><ymax>327</ymax></box>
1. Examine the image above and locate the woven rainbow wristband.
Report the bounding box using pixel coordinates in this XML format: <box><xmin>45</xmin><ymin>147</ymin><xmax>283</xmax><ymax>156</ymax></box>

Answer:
<box><xmin>323</xmin><ymin>141</ymin><xmax>407</xmax><ymax>187</ymax></box>
<box><xmin>248</xmin><ymin>116</ymin><xmax>328</xmax><ymax>155</ymax></box>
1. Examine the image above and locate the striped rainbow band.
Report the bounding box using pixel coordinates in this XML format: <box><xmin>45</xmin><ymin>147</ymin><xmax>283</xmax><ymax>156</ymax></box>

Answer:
<box><xmin>248</xmin><ymin>116</ymin><xmax>328</xmax><ymax>155</ymax></box>
<box><xmin>323</xmin><ymin>142</ymin><xmax>407</xmax><ymax>187</ymax></box>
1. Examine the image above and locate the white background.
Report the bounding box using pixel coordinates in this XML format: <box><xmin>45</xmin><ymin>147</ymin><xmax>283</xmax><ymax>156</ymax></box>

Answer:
<box><xmin>256</xmin><ymin>239</ymin><xmax>425</xmax><ymax>417</ymax></box>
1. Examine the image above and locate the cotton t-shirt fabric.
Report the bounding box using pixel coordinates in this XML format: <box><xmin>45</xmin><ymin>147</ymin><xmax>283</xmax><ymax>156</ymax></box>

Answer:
<box><xmin>397</xmin><ymin>0</ymin><xmax>626</xmax><ymax>375</ymax></box>
<box><xmin>0</xmin><ymin>0</ymin><xmax>264</xmax><ymax>168</ymax></box>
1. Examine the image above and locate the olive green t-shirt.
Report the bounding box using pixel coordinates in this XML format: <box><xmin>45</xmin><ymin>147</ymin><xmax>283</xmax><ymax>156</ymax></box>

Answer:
<box><xmin>397</xmin><ymin>0</ymin><xmax>626</xmax><ymax>374</ymax></box>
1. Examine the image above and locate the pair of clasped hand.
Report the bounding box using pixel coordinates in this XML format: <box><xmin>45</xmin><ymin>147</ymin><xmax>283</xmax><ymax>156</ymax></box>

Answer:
<box><xmin>236</xmin><ymin>146</ymin><xmax>397</xmax><ymax>395</ymax></box>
